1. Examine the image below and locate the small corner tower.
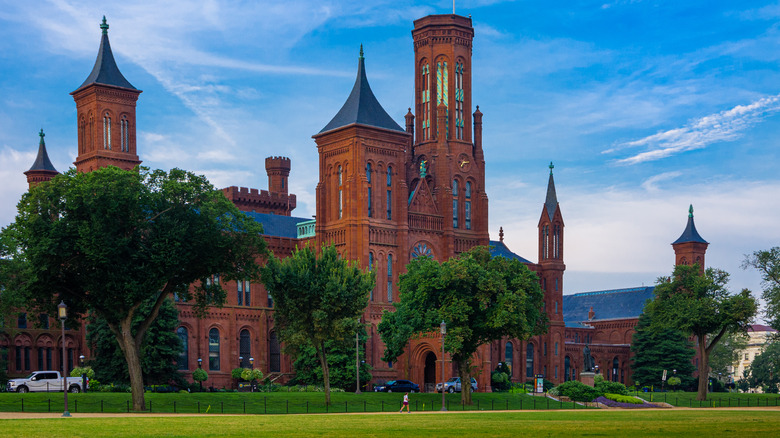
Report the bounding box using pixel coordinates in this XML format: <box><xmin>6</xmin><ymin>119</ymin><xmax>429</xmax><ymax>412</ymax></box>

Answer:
<box><xmin>71</xmin><ymin>16</ymin><xmax>142</xmax><ymax>173</ymax></box>
<box><xmin>24</xmin><ymin>129</ymin><xmax>59</xmax><ymax>188</ymax></box>
<box><xmin>672</xmin><ymin>205</ymin><xmax>708</xmax><ymax>272</ymax></box>
<box><xmin>265</xmin><ymin>156</ymin><xmax>291</xmax><ymax>195</ymax></box>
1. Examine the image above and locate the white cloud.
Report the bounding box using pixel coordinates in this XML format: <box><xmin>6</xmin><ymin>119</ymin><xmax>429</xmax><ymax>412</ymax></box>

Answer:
<box><xmin>640</xmin><ymin>171</ymin><xmax>682</xmax><ymax>192</ymax></box>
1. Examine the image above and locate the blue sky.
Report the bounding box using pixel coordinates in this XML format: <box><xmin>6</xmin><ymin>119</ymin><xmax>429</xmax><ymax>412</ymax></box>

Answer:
<box><xmin>1</xmin><ymin>1</ymin><xmax>779</xmax><ymax>309</ymax></box>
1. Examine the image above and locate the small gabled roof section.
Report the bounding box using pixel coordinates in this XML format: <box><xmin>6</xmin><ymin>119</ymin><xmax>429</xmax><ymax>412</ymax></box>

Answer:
<box><xmin>27</xmin><ymin>129</ymin><xmax>57</xmax><ymax>172</ymax></box>
<box><xmin>672</xmin><ymin>205</ymin><xmax>707</xmax><ymax>244</ymax></box>
<box><xmin>489</xmin><ymin>240</ymin><xmax>532</xmax><ymax>264</ymax></box>
<box><xmin>319</xmin><ymin>46</ymin><xmax>404</xmax><ymax>134</ymax></box>
<box><xmin>73</xmin><ymin>16</ymin><xmax>137</xmax><ymax>93</ymax></box>
<box><xmin>544</xmin><ymin>162</ymin><xmax>558</xmax><ymax>221</ymax></box>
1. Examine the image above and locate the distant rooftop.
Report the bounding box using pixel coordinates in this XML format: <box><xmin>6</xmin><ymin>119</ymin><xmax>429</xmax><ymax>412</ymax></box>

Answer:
<box><xmin>562</xmin><ymin>286</ymin><xmax>655</xmax><ymax>328</ymax></box>
<box><xmin>243</xmin><ymin>211</ymin><xmax>310</xmax><ymax>239</ymax></box>
<box><xmin>489</xmin><ymin>240</ymin><xmax>532</xmax><ymax>264</ymax></box>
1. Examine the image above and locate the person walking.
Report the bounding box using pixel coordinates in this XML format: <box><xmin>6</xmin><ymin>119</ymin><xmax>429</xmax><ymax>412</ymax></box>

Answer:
<box><xmin>399</xmin><ymin>392</ymin><xmax>410</xmax><ymax>413</ymax></box>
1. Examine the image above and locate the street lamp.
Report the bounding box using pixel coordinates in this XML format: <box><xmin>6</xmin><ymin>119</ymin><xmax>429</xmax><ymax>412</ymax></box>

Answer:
<box><xmin>79</xmin><ymin>355</ymin><xmax>87</xmax><ymax>394</ymax></box>
<box><xmin>355</xmin><ymin>320</ymin><xmax>361</xmax><ymax>394</ymax></box>
<box><xmin>440</xmin><ymin>321</ymin><xmax>447</xmax><ymax>412</ymax></box>
<box><xmin>239</xmin><ymin>356</ymin><xmax>243</xmax><ymax>368</ymax></box>
<box><xmin>58</xmin><ymin>300</ymin><xmax>70</xmax><ymax>418</ymax></box>
<box><xmin>249</xmin><ymin>357</ymin><xmax>255</xmax><ymax>392</ymax></box>
<box><xmin>594</xmin><ymin>364</ymin><xmax>599</xmax><ymax>375</ymax></box>
<box><xmin>197</xmin><ymin>358</ymin><xmax>203</xmax><ymax>391</ymax></box>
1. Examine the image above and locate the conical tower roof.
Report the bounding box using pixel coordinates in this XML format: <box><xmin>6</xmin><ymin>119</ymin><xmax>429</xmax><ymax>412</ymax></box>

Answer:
<box><xmin>544</xmin><ymin>162</ymin><xmax>558</xmax><ymax>221</ymax></box>
<box><xmin>73</xmin><ymin>16</ymin><xmax>136</xmax><ymax>93</ymax></box>
<box><xmin>27</xmin><ymin>129</ymin><xmax>57</xmax><ymax>173</ymax></box>
<box><xmin>319</xmin><ymin>46</ymin><xmax>403</xmax><ymax>134</ymax></box>
<box><xmin>672</xmin><ymin>205</ymin><xmax>708</xmax><ymax>244</ymax></box>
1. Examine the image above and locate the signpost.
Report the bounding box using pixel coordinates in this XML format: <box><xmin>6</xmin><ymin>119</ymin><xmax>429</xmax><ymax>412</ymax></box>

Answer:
<box><xmin>535</xmin><ymin>374</ymin><xmax>544</xmax><ymax>393</ymax></box>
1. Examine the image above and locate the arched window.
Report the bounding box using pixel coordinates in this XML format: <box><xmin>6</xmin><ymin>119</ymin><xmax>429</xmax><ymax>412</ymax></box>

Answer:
<box><xmin>436</xmin><ymin>60</ymin><xmax>449</xmax><ymax>138</ymax></box>
<box><xmin>421</xmin><ymin>62</ymin><xmax>430</xmax><ymax>140</ymax></box>
<box><xmin>465</xmin><ymin>181</ymin><xmax>472</xmax><ymax>230</ymax></box>
<box><xmin>553</xmin><ymin>224</ymin><xmax>561</xmax><ymax>259</ymax></box>
<box><xmin>366</xmin><ymin>163</ymin><xmax>373</xmax><ymax>218</ymax></box>
<box><xmin>386</xmin><ymin>166</ymin><xmax>392</xmax><ymax>220</ymax></box>
<box><xmin>526</xmin><ymin>344</ymin><xmax>534</xmax><ymax>378</ymax></box>
<box><xmin>338</xmin><ymin>166</ymin><xmax>343</xmax><ymax>219</ymax></box>
<box><xmin>120</xmin><ymin>116</ymin><xmax>129</xmax><ymax>152</ymax></box>
<box><xmin>239</xmin><ymin>329</ymin><xmax>251</xmax><ymax>368</ymax></box>
<box><xmin>455</xmin><ymin>61</ymin><xmax>464</xmax><ymax>139</ymax></box>
<box><xmin>452</xmin><ymin>179</ymin><xmax>459</xmax><ymax>228</ymax></box>
<box><xmin>79</xmin><ymin>117</ymin><xmax>86</xmax><ymax>153</ymax></box>
<box><xmin>208</xmin><ymin>328</ymin><xmax>220</xmax><ymax>371</ymax></box>
<box><xmin>612</xmin><ymin>357</ymin><xmax>620</xmax><ymax>382</ymax></box>
<box><xmin>505</xmin><ymin>342</ymin><xmax>513</xmax><ymax>376</ymax></box>
<box><xmin>269</xmin><ymin>331</ymin><xmax>281</xmax><ymax>372</ymax></box>
<box><xmin>542</xmin><ymin>225</ymin><xmax>549</xmax><ymax>259</ymax></box>
<box><xmin>89</xmin><ymin>115</ymin><xmax>94</xmax><ymax>150</ymax></box>
<box><xmin>177</xmin><ymin>327</ymin><xmax>188</xmax><ymax>370</ymax></box>
<box><xmin>103</xmin><ymin>112</ymin><xmax>111</xmax><ymax>150</ymax></box>
<box><xmin>387</xmin><ymin>253</ymin><xmax>393</xmax><ymax>302</ymax></box>
<box><xmin>564</xmin><ymin>356</ymin><xmax>571</xmax><ymax>382</ymax></box>
<box><xmin>368</xmin><ymin>252</ymin><xmax>374</xmax><ymax>302</ymax></box>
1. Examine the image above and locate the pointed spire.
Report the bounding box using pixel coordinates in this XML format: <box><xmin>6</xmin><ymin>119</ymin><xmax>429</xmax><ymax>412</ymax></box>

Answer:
<box><xmin>73</xmin><ymin>16</ymin><xmax>136</xmax><ymax>93</ymax></box>
<box><xmin>673</xmin><ymin>204</ymin><xmax>707</xmax><ymax>244</ymax></box>
<box><xmin>544</xmin><ymin>162</ymin><xmax>558</xmax><ymax>221</ymax></box>
<box><xmin>499</xmin><ymin>226</ymin><xmax>504</xmax><ymax>243</ymax></box>
<box><xmin>319</xmin><ymin>46</ymin><xmax>404</xmax><ymax>134</ymax></box>
<box><xmin>27</xmin><ymin>129</ymin><xmax>58</xmax><ymax>172</ymax></box>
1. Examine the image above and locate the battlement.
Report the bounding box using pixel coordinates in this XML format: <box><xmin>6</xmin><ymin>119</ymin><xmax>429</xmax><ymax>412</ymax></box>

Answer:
<box><xmin>265</xmin><ymin>156</ymin><xmax>291</xmax><ymax>194</ymax></box>
<box><xmin>222</xmin><ymin>185</ymin><xmax>297</xmax><ymax>216</ymax></box>
<box><xmin>265</xmin><ymin>156</ymin><xmax>291</xmax><ymax>172</ymax></box>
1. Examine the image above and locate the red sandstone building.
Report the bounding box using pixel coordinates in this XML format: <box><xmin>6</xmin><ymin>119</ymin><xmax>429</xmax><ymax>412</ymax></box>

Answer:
<box><xmin>2</xmin><ymin>14</ymin><xmax>710</xmax><ymax>391</ymax></box>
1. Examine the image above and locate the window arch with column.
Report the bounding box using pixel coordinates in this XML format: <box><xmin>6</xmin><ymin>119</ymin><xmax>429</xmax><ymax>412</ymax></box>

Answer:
<box><xmin>269</xmin><ymin>330</ymin><xmax>281</xmax><ymax>372</ymax></box>
<box><xmin>526</xmin><ymin>343</ymin><xmax>535</xmax><ymax>378</ymax></box>
<box><xmin>239</xmin><ymin>329</ymin><xmax>251</xmax><ymax>368</ymax></box>
<box><xmin>505</xmin><ymin>342</ymin><xmax>514</xmax><ymax>377</ymax></box>
<box><xmin>208</xmin><ymin>328</ymin><xmax>220</xmax><ymax>371</ymax></box>
<box><xmin>177</xmin><ymin>327</ymin><xmax>188</xmax><ymax>370</ymax></box>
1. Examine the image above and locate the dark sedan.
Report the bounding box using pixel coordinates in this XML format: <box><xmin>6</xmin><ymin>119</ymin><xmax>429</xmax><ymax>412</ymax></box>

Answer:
<box><xmin>374</xmin><ymin>379</ymin><xmax>420</xmax><ymax>393</ymax></box>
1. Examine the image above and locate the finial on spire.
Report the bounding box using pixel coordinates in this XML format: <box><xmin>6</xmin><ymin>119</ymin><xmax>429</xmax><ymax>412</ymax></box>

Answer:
<box><xmin>499</xmin><ymin>226</ymin><xmax>504</xmax><ymax>243</ymax></box>
<box><xmin>359</xmin><ymin>44</ymin><xmax>364</xmax><ymax>60</ymax></box>
<box><xmin>100</xmin><ymin>16</ymin><xmax>109</xmax><ymax>35</ymax></box>
<box><xmin>39</xmin><ymin>128</ymin><xmax>45</xmax><ymax>142</ymax></box>
<box><xmin>688</xmin><ymin>204</ymin><xmax>693</xmax><ymax>218</ymax></box>
<box><xmin>549</xmin><ymin>161</ymin><xmax>554</xmax><ymax>175</ymax></box>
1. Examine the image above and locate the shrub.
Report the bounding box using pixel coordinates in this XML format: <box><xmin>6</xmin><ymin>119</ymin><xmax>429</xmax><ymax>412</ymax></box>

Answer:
<box><xmin>241</xmin><ymin>368</ymin><xmax>263</xmax><ymax>382</ymax></box>
<box><xmin>231</xmin><ymin>368</ymin><xmax>244</xmax><ymax>380</ymax></box>
<box><xmin>491</xmin><ymin>371</ymin><xmax>510</xmax><ymax>391</ymax></box>
<box><xmin>192</xmin><ymin>368</ymin><xmax>208</xmax><ymax>383</ymax></box>
<box><xmin>553</xmin><ymin>380</ymin><xmax>601</xmax><ymax>402</ymax></box>
<box><xmin>595</xmin><ymin>377</ymin><xmax>629</xmax><ymax>396</ymax></box>
<box><xmin>594</xmin><ymin>396</ymin><xmax>659</xmax><ymax>408</ymax></box>
<box><xmin>604</xmin><ymin>393</ymin><xmax>643</xmax><ymax>404</ymax></box>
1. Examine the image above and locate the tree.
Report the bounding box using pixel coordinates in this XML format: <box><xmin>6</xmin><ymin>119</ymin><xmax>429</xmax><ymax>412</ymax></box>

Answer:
<box><xmin>378</xmin><ymin>246</ymin><xmax>547</xmax><ymax>405</ymax></box>
<box><xmin>708</xmin><ymin>331</ymin><xmax>749</xmax><ymax>375</ymax></box>
<box><xmin>743</xmin><ymin>340</ymin><xmax>780</xmax><ymax>393</ymax></box>
<box><xmin>0</xmin><ymin>167</ymin><xmax>266</xmax><ymax>410</ymax></box>
<box><xmin>744</xmin><ymin>247</ymin><xmax>780</xmax><ymax>330</ymax></box>
<box><xmin>290</xmin><ymin>329</ymin><xmax>372</xmax><ymax>391</ymax></box>
<box><xmin>651</xmin><ymin>264</ymin><xmax>757</xmax><ymax>400</ymax></box>
<box><xmin>261</xmin><ymin>244</ymin><xmax>373</xmax><ymax>405</ymax></box>
<box><xmin>86</xmin><ymin>297</ymin><xmax>184</xmax><ymax>386</ymax></box>
<box><xmin>630</xmin><ymin>307</ymin><xmax>696</xmax><ymax>390</ymax></box>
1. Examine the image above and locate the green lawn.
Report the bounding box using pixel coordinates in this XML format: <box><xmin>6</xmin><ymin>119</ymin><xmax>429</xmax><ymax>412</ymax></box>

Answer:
<box><xmin>637</xmin><ymin>391</ymin><xmax>780</xmax><ymax>408</ymax></box>
<box><xmin>0</xmin><ymin>391</ymin><xmax>581</xmax><ymax>414</ymax></box>
<box><xmin>1</xmin><ymin>410</ymin><xmax>779</xmax><ymax>437</ymax></box>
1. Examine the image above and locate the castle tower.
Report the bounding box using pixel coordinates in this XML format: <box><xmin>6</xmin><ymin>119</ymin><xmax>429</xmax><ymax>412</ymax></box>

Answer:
<box><xmin>537</xmin><ymin>162</ymin><xmax>566</xmax><ymax>383</ymax></box>
<box><xmin>265</xmin><ymin>156</ymin><xmax>291</xmax><ymax>195</ymax></box>
<box><xmin>24</xmin><ymin>129</ymin><xmax>59</xmax><ymax>188</ymax></box>
<box><xmin>672</xmin><ymin>205</ymin><xmax>708</xmax><ymax>272</ymax></box>
<box><xmin>71</xmin><ymin>17</ymin><xmax>141</xmax><ymax>173</ymax></box>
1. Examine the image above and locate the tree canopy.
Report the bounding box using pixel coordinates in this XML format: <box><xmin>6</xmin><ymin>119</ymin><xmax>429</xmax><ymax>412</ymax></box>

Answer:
<box><xmin>743</xmin><ymin>340</ymin><xmax>780</xmax><ymax>393</ymax></box>
<box><xmin>290</xmin><ymin>329</ymin><xmax>372</xmax><ymax>392</ymax></box>
<box><xmin>261</xmin><ymin>244</ymin><xmax>373</xmax><ymax>404</ymax></box>
<box><xmin>651</xmin><ymin>264</ymin><xmax>757</xmax><ymax>400</ymax></box>
<box><xmin>0</xmin><ymin>166</ymin><xmax>266</xmax><ymax>410</ymax></box>
<box><xmin>630</xmin><ymin>306</ymin><xmax>696</xmax><ymax>390</ymax></box>
<box><xmin>378</xmin><ymin>246</ymin><xmax>547</xmax><ymax>405</ymax></box>
<box><xmin>744</xmin><ymin>247</ymin><xmax>780</xmax><ymax>330</ymax></box>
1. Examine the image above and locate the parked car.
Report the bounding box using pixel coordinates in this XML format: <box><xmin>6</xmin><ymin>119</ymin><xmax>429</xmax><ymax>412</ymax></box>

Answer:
<box><xmin>373</xmin><ymin>379</ymin><xmax>420</xmax><ymax>393</ymax></box>
<box><xmin>6</xmin><ymin>371</ymin><xmax>87</xmax><ymax>393</ymax></box>
<box><xmin>436</xmin><ymin>377</ymin><xmax>478</xmax><ymax>393</ymax></box>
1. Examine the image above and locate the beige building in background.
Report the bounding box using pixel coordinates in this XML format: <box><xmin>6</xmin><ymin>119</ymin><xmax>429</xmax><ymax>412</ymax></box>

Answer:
<box><xmin>731</xmin><ymin>324</ymin><xmax>777</xmax><ymax>392</ymax></box>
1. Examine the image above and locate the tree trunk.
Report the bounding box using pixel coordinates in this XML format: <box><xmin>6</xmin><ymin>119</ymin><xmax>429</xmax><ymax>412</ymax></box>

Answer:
<box><xmin>113</xmin><ymin>316</ymin><xmax>146</xmax><ymax>411</ymax></box>
<box><xmin>696</xmin><ymin>335</ymin><xmax>709</xmax><ymax>401</ymax></box>
<box><xmin>459</xmin><ymin>360</ymin><xmax>472</xmax><ymax>405</ymax></box>
<box><xmin>316</xmin><ymin>344</ymin><xmax>331</xmax><ymax>405</ymax></box>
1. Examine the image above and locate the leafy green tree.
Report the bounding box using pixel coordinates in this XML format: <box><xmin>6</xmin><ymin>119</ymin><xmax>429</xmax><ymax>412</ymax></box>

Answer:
<box><xmin>261</xmin><ymin>244</ymin><xmax>374</xmax><ymax>404</ymax></box>
<box><xmin>743</xmin><ymin>247</ymin><xmax>780</xmax><ymax>331</ymax></box>
<box><xmin>0</xmin><ymin>167</ymin><xmax>266</xmax><ymax>410</ymax></box>
<box><xmin>743</xmin><ymin>340</ymin><xmax>780</xmax><ymax>393</ymax></box>
<box><xmin>652</xmin><ymin>264</ymin><xmax>758</xmax><ymax>400</ymax></box>
<box><xmin>86</xmin><ymin>297</ymin><xmax>184</xmax><ymax>386</ymax></box>
<box><xmin>631</xmin><ymin>307</ymin><xmax>696</xmax><ymax>389</ymax></box>
<box><xmin>378</xmin><ymin>246</ymin><xmax>547</xmax><ymax>405</ymax></box>
<box><xmin>0</xmin><ymin>347</ymin><xmax>8</xmax><ymax>387</ymax></box>
<box><xmin>708</xmin><ymin>331</ymin><xmax>749</xmax><ymax>375</ymax></box>
<box><xmin>290</xmin><ymin>329</ymin><xmax>372</xmax><ymax>391</ymax></box>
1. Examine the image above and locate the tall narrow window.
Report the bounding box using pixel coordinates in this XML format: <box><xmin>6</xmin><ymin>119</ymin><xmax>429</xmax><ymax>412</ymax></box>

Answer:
<box><xmin>243</xmin><ymin>280</ymin><xmax>251</xmax><ymax>306</ymax></box>
<box><xmin>17</xmin><ymin>313</ymin><xmax>26</xmax><ymax>329</ymax></box>
<box><xmin>386</xmin><ymin>166</ymin><xmax>392</xmax><ymax>220</ymax></box>
<box><xmin>526</xmin><ymin>344</ymin><xmax>534</xmax><ymax>378</ymax></box>
<box><xmin>67</xmin><ymin>348</ymin><xmax>73</xmax><ymax>372</ymax></box>
<box><xmin>208</xmin><ymin>328</ymin><xmax>220</xmax><ymax>371</ymax></box>
<box><xmin>505</xmin><ymin>342</ymin><xmax>513</xmax><ymax>376</ymax></box>
<box><xmin>369</xmin><ymin>252</ymin><xmax>374</xmax><ymax>302</ymax></box>
<box><xmin>103</xmin><ymin>113</ymin><xmax>111</xmax><ymax>150</ymax></box>
<box><xmin>436</xmin><ymin>60</ymin><xmax>449</xmax><ymax>138</ymax></box>
<box><xmin>267</xmin><ymin>289</ymin><xmax>274</xmax><ymax>308</ymax></box>
<box><xmin>455</xmin><ymin>61</ymin><xmax>464</xmax><ymax>140</ymax></box>
<box><xmin>205</xmin><ymin>274</ymin><xmax>220</xmax><ymax>304</ymax></box>
<box><xmin>465</xmin><ymin>182</ymin><xmax>472</xmax><ymax>230</ymax></box>
<box><xmin>24</xmin><ymin>346</ymin><xmax>31</xmax><ymax>371</ymax></box>
<box><xmin>120</xmin><ymin>116</ymin><xmax>129</xmax><ymax>152</ymax></box>
<box><xmin>269</xmin><ymin>331</ymin><xmax>281</xmax><ymax>372</ymax></box>
<box><xmin>387</xmin><ymin>254</ymin><xmax>393</xmax><ymax>302</ymax></box>
<box><xmin>542</xmin><ymin>225</ymin><xmax>549</xmax><ymax>259</ymax></box>
<box><xmin>89</xmin><ymin>116</ymin><xmax>94</xmax><ymax>150</ymax></box>
<box><xmin>39</xmin><ymin>314</ymin><xmax>49</xmax><ymax>330</ymax></box>
<box><xmin>79</xmin><ymin>117</ymin><xmax>86</xmax><ymax>153</ymax></box>
<box><xmin>421</xmin><ymin>62</ymin><xmax>430</xmax><ymax>140</ymax></box>
<box><xmin>15</xmin><ymin>346</ymin><xmax>22</xmax><ymax>371</ymax></box>
<box><xmin>46</xmin><ymin>348</ymin><xmax>52</xmax><ymax>370</ymax></box>
<box><xmin>366</xmin><ymin>163</ymin><xmax>372</xmax><ymax>218</ymax></box>
<box><xmin>237</xmin><ymin>280</ymin><xmax>243</xmax><ymax>306</ymax></box>
<box><xmin>38</xmin><ymin>347</ymin><xmax>44</xmax><ymax>371</ymax></box>
<box><xmin>338</xmin><ymin>166</ymin><xmax>343</xmax><ymax>219</ymax></box>
<box><xmin>239</xmin><ymin>329</ymin><xmax>251</xmax><ymax>368</ymax></box>
<box><xmin>553</xmin><ymin>224</ymin><xmax>561</xmax><ymax>259</ymax></box>
<box><xmin>177</xmin><ymin>327</ymin><xmax>188</xmax><ymax>370</ymax></box>
<box><xmin>453</xmin><ymin>179</ymin><xmax>459</xmax><ymax>228</ymax></box>
<box><xmin>565</xmin><ymin>356</ymin><xmax>571</xmax><ymax>382</ymax></box>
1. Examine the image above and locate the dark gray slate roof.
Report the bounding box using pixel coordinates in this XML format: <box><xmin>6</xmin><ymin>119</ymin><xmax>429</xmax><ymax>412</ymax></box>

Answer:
<box><xmin>319</xmin><ymin>48</ymin><xmax>404</xmax><ymax>134</ymax></box>
<box><xmin>544</xmin><ymin>164</ymin><xmax>558</xmax><ymax>221</ymax></box>
<box><xmin>243</xmin><ymin>211</ymin><xmax>310</xmax><ymax>238</ymax></box>
<box><xmin>562</xmin><ymin>286</ymin><xmax>655</xmax><ymax>328</ymax></box>
<box><xmin>74</xmin><ymin>17</ymin><xmax>136</xmax><ymax>93</ymax></box>
<box><xmin>672</xmin><ymin>205</ymin><xmax>707</xmax><ymax>244</ymax></box>
<box><xmin>489</xmin><ymin>240</ymin><xmax>532</xmax><ymax>264</ymax></box>
<box><xmin>27</xmin><ymin>130</ymin><xmax>57</xmax><ymax>172</ymax></box>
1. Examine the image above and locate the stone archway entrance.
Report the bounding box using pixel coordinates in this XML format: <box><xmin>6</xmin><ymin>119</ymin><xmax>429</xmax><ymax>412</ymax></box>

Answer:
<box><xmin>424</xmin><ymin>352</ymin><xmax>437</xmax><ymax>392</ymax></box>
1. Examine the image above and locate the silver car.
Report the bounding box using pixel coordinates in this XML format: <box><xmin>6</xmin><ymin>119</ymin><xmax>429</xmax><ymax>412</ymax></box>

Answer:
<box><xmin>436</xmin><ymin>377</ymin><xmax>478</xmax><ymax>393</ymax></box>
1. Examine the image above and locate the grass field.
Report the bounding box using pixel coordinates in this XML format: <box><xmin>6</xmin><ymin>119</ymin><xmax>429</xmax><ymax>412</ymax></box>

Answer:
<box><xmin>1</xmin><ymin>409</ymin><xmax>779</xmax><ymax>437</ymax></box>
<box><xmin>637</xmin><ymin>391</ymin><xmax>780</xmax><ymax>408</ymax></box>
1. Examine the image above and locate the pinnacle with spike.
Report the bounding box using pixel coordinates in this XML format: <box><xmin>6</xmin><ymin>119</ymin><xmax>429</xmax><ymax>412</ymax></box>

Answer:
<box><xmin>689</xmin><ymin>204</ymin><xmax>693</xmax><ymax>218</ymax></box>
<box><xmin>100</xmin><ymin>16</ymin><xmax>109</xmax><ymax>35</ymax></box>
<box><xmin>39</xmin><ymin>128</ymin><xmax>45</xmax><ymax>142</ymax></box>
<box><xmin>359</xmin><ymin>44</ymin><xmax>364</xmax><ymax>60</ymax></box>
<box><xmin>549</xmin><ymin>161</ymin><xmax>554</xmax><ymax>175</ymax></box>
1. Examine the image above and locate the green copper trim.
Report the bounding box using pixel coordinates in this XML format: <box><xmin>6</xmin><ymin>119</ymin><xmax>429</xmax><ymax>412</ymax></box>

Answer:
<box><xmin>549</xmin><ymin>161</ymin><xmax>554</xmax><ymax>175</ymax></box>
<box><xmin>359</xmin><ymin>44</ymin><xmax>364</xmax><ymax>60</ymax></box>
<box><xmin>39</xmin><ymin>128</ymin><xmax>45</xmax><ymax>144</ymax></box>
<box><xmin>100</xmin><ymin>16</ymin><xmax>109</xmax><ymax>35</ymax></box>
<box><xmin>689</xmin><ymin>204</ymin><xmax>693</xmax><ymax>218</ymax></box>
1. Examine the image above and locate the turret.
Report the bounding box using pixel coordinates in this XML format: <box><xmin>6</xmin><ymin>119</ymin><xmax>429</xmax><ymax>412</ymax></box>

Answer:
<box><xmin>672</xmin><ymin>205</ymin><xmax>708</xmax><ymax>272</ymax></box>
<box><xmin>265</xmin><ymin>156</ymin><xmax>291</xmax><ymax>195</ymax></box>
<box><xmin>24</xmin><ymin>129</ymin><xmax>59</xmax><ymax>188</ymax></box>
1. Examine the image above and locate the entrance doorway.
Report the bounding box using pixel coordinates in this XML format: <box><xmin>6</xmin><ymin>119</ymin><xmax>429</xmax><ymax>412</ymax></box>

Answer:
<box><xmin>424</xmin><ymin>352</ymin><xmax>437</xmax><ymax>392</ymax></box>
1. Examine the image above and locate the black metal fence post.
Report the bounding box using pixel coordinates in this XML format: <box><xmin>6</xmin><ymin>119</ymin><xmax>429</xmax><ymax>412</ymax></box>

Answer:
<box><xmin>48</xmin><ymin>399</ymin><xmax>51</xmax><ymax>412</ymax></box>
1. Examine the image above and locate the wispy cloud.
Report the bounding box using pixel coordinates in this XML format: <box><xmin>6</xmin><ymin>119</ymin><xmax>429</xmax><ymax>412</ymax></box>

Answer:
<box><xmin>607</xmin><ymin>94</ymin><xmax>780</xmax><ymax>164</ymax></box>
<box><xmin>641</xmin><ymin>171</ymin><xmax>682</xmax><ymax>192</ymax></box>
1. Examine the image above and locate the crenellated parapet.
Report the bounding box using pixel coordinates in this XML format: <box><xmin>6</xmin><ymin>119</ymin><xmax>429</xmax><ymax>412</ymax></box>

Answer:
<box><xmin>222</xmin><ymin>185</ymin><xmax>296</xmax><ymax>216</ymax></box>
<box><xmin>265</xmin><ymin>156</ymin><xmax>291</xmax><ymax>194</ymax></box>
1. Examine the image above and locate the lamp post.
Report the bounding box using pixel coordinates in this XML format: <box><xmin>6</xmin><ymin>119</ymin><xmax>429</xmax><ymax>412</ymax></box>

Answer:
<box><xmin>355</xmin><ymin>319</ymin><xmax>361</xmax><ymax>394</ymax></box>
<box><xmin>440</xmin><ymin>321</ymin><xmax>447</xmax><ymax>412</ymax></box>
<box><xmin>58</xmin><ymin>301</ymin><xmax>71</xmax><ymax>417</ymax></box>
<box><xmin>197</xmin><ymin>358</ymin><xmax>203</xmax><ymax>392</ymax></box>
<box><xmin>79</xmin><ymin>355</ymin><xmax>87</xmax><ymax>393</ymax></box>
<box><xmin>249</xmin><ymin>357</ymin><xmax>255</xmax><ymax>392</ymax></box>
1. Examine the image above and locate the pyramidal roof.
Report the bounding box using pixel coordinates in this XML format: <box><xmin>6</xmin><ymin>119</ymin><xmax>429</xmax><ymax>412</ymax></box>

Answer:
<box><xmin>319</xmin><ymin>46</ymin><xmax>403</xmax><ymax>134</ymax></box>
<box><xmin>73</xmin><ymin>17</ymin><xmax>136</xmax><ymax>93</ymax></box>
<box><xmin>672</xmin><ymin>205</ymin><xmax>708</xmax><ymax>244</ymax></box>
<box><xmin>544</xmin><ymin>162</ymin><xmax>558</xmax><ymax>221</ymax></box>
<box><xmin>27</xmin><ymin>129</ymin><xmax>58</xmax><ymax>173</ymax></box>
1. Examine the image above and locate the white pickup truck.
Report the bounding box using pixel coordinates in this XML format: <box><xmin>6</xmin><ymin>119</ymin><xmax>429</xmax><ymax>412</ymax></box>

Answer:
<box><xmin>6</xmin><ymin>371</ymin><xmax>87</xmax><ymax>393</ymax></box>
